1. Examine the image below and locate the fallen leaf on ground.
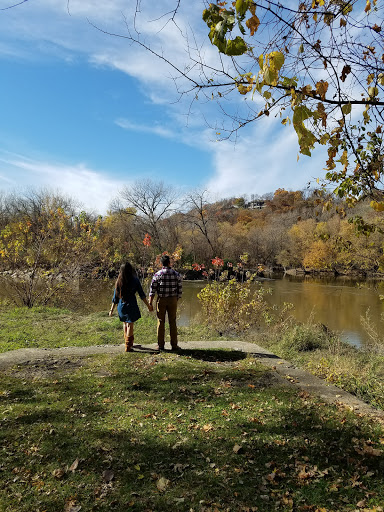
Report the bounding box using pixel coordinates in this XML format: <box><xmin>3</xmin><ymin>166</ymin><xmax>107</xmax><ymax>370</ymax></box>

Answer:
<box><xmin>355</xmin><ymin>444</ymin><xmax>382</xmax><ymax>457</ymax></box>
<box><xmin>69</xmin><ymin>458</ymin><xmax>79</xmax><ymax>472</ymax></box>
<box><xmin>102</xmin><ymin>470</ymin><xmax>114</xmax><ymax>482</ymax></box>
<box><xmin>52</xmin><ymin>468</ymin><xmax>65</xmax><ymax>479</ymax></box>
<box><xmin>156</xmin><ymin>477</ymin><xmax>170</xmax><ymax>491</ymax></box>
<box><xmin>64</xmin><ymin>500</ymin><xmax>81</xmax><ymax>512</ymax></box>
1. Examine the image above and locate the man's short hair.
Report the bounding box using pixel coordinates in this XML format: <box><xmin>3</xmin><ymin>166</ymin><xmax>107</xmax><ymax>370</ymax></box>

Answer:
<box><xmin>161</xmin><ymin>254</ymin><xmax>170</xmax><ymax>266</ymax></box>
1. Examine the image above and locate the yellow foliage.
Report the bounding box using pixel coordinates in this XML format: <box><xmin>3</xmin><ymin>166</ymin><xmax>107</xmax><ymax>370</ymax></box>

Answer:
<box><xmin>370</xmin><ymin>201</ymin><xmax>384</xmax><ymax>212</ymax></box>
<box><xmin>303</xmin><ymin>240</ymin><xmax>332</xmax><ymax>269</ymax></box>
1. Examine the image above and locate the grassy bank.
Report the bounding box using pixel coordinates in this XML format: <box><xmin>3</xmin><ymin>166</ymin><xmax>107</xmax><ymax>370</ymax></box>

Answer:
<box><xmin>0</xmin><ymin>306</ymin><xmax>221</xmax><ymax>353</ymax></box>
<box><xmin>253</xmin><ymin>319</ymin><xmax>384</xmax><ymax>411</ymax></box>
<box><xmin>1</xmin><ymin>350</ymin><xmax>384</xmax><ymax>511</ymax></box>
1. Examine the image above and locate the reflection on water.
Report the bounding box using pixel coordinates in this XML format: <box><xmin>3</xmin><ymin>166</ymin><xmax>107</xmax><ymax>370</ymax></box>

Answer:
<box><xmin>261</xmin><ymin>276</ymin><xmax>384</xmax><ymax>348</ymax></box>
<box><xmin>1</xmin><ymin>275</ymin><xmax>383</xmax><ymax>347</ymax></box>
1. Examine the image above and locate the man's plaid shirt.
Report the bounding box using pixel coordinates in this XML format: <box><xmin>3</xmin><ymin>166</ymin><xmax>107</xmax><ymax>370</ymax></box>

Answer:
<box><xmin>149</xmin><ymin>267</ymin><xmax>182</xmax><ymax>299</ymax></box>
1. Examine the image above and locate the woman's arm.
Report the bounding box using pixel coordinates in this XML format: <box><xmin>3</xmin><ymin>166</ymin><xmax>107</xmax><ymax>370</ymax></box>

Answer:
<box><xmin>142</xmin><ymin>297</ymin><xmax>153</xmax><ymax>312</ymax></box>
<box><xmin>109</xmin><ymin>289</ymin><xmax>118</xmax><ymax>316</ymax></box>
<box><xmin>136</xmin><ymin>277</ymin><xmax>153</xmax><ymax>311</ymax></box>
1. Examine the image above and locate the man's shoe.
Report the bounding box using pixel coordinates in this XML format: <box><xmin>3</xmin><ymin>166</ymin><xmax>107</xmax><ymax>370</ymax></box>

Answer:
<box><xmin>171</xmin><ymin>346</ymin><xmax>181</xmax><ymax>351</ymax></box>
<box><xmin>155</xmin><ymin>345</ymin><xmax>165</xmax><ymax>351</ymax></box>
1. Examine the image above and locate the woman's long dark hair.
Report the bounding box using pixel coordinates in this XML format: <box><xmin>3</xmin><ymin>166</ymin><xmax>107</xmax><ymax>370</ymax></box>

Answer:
<box><xmin>115</xmin><ymin>262</ymin><xmax>136</xmax><ymax>300</ymax></box>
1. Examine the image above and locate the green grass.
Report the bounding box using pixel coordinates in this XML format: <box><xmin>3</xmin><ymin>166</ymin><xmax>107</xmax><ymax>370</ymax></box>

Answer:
<box><xmin>1</xmin><ymin>350</ymin><xmax>384</xmax><ymax>511</ymax></box>
<box><xmin>0</xmin><ymin>306</ymin><xmax>222</xmax><ymax>353</ymax></box>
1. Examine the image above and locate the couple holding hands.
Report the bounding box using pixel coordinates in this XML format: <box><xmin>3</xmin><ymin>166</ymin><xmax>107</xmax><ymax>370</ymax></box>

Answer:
<box><xmin>109</xmin><ymin>254</ymin><xmax>182</xmax><ymax>352</ymax></box>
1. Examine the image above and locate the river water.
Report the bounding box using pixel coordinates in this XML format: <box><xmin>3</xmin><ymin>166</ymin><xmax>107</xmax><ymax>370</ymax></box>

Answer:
<box><xmin>178</xmin><ymin>277</ymin><xmax>384</xmax><ymax>347</ymax></box>
<box><xmin>2</xmin><ymin>276</ymin><xmax>383</xmax><ymax>347</ymax></box>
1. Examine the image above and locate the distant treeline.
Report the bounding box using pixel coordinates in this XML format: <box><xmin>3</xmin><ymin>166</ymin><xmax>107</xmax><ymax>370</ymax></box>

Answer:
<box><xmin>1</xmin><ymin>183</ymin><xmax>384</xmax><ymax>279</ymax></box>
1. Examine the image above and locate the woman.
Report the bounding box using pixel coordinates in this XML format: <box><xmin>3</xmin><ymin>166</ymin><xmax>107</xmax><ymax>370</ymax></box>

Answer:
<box><xmin>109</xmin><ymin>262</ymin><xmax>153</xmax><ymax>352</ymax></box>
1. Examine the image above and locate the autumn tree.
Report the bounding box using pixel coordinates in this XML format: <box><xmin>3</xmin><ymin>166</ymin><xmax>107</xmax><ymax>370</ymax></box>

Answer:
<box><xmin>202</xmin><ymin>1</ymin><xmax>384</xmax><ymax>206</ymax></box>
<box><xmin>0</xmin><ymin>191</ymin><xmax>97</xmax><ymax>307</ymax></box>
<box><xmin>95</xmin><ymin>207</ymin><xmax>140</xmax><ymax>271</ymax></box>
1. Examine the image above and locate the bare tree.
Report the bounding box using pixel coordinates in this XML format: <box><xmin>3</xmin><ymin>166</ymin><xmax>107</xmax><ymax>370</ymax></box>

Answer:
<box><xmin>183</xmin><ymin>189</ymin><xmax>220</xmax><ymax>259</ymax></box>
<box><xmin>117</xmin><ymin>179</ymin><xmax>178</xmax><ymax>251</ymax></box>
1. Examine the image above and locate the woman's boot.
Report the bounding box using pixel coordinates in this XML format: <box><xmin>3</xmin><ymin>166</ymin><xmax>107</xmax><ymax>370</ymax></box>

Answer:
<box><xmin>125</xmin><ymin>335</ymin><xmax>134</xmax><ymax>352</ymax></box>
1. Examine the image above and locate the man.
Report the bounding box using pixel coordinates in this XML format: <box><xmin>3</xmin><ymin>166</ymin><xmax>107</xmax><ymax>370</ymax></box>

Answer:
<box><xmin>149</xmin><ymin>254</ymin><xmax>182</xmax><ymax>351</ymax></box>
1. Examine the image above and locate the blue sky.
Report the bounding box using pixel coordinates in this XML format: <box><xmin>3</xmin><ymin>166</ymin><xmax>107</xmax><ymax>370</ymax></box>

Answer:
<box><xmin>0</xmin><ymin>0</ymin><xmax>327</xmax><ymax>214</ymax></box>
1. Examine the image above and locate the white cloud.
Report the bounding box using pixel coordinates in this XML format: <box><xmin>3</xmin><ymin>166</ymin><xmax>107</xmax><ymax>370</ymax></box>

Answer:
<box><xmin>0</xmin><ymin>0</ymin><xmax>335</xmax><ymax>204</ymax></box>
<box><xmin>204</xmin><ymin>118</ymin><xmax>328</xmax><ymax>198</ymax></box>
<box><xmin>115</xmin><ymin>118</ymin><xmax>176</xmax><ymax>139</ymax></box>
<box><xmin>0</xmin><ymin>151</ymin><xmax>124</xmax><ymax>214</ymax></box>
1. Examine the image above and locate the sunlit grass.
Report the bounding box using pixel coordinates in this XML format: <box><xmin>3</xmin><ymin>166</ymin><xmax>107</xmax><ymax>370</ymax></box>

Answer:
<box><xmin>0</xmin><ymin>306</ymin><xmax>222</xmax><ymax>353</ymax></box>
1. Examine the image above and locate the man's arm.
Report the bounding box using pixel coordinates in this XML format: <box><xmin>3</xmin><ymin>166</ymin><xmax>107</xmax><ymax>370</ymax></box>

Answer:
<box><xmin>148</xmin><ymin>275</ymin><xmax>157</xmax><ymax>306</ymax></box>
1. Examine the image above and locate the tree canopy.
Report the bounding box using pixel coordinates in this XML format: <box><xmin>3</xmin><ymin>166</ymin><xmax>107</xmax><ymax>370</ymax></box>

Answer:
<box><xmin>199</xmin><ymin>0</ymin><xmax>384</xmax><ymax>209</ymax></box>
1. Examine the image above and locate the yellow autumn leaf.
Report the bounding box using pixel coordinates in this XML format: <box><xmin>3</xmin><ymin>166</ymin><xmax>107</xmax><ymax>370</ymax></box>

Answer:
<box><xmin>269</xmin><ymin>51</ymin><xmax>284</xmax><ymax>71</ymax></box>
<box><xmin>368</xmin><ymin>86</ymin><xmax>378</xmax><ymax>97</ymax></box>
<box><xmin>370</xmin><ymin>201</ymin><xmax>384</xmax><ymax>212</ymax></box>
<box><xmin>237</xmin><ymin>84</ymin><xmax>253</xmax><ymax>95</ymax></box>
<box><xmin>340</xmin><ymin>150</ymin><xmax>348</xmax><ymax>166</ymax></box>
<box><xmin>342</xmin><ymin>103</ymin><xmax>352</xmax><ymax>115</ymax></box>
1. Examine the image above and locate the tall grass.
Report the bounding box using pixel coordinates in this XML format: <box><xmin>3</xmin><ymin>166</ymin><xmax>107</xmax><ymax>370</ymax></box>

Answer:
<box><xmin>255</xmin><ymin>314</ymin><xmax>384</xmax><ymax>410</ymax></box>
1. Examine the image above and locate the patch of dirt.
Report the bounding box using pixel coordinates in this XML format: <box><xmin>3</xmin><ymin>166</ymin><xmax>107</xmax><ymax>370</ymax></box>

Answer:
<box><xmin>4</xmin><ymin>356</ymin><xmax>87</xmax><ymax>380</ymax></box>
<box><xmin>230</xmin><ymin>371</ymin><xmax>291</xmax><ymax>389</ymax></box>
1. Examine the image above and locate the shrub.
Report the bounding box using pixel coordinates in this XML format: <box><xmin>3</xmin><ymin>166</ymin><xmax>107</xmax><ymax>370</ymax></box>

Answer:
<box><xmin>279</xmin><ymin>323</ymin><xmax>331</xmax><ymax>352</ymax></box>
<box><xmin>197</xmin><ymin>276</ymin><xmax>270</xmax><ymax>335</ymax></box>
